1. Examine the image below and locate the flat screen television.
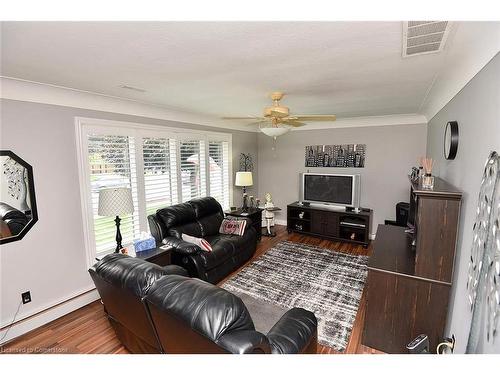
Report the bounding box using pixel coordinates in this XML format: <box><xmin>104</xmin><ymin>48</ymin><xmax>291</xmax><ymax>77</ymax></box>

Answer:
<box><xmin>299</xmin><ymin>173</ymin><xmax>361</xmax><ymax>209</ymax></box>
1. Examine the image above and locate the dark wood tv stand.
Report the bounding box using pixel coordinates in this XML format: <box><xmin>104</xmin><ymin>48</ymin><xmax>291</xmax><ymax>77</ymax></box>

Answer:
<box><xmin>287</xmin><ymin>202</ymin><xmax>373</xmax><ymax>247</ymax></box>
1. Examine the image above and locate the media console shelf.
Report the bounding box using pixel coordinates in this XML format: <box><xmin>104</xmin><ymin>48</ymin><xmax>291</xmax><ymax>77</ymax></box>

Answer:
<box><xmin>287</xmin><ymin>202</ymin><xmax>373</xmax><ymax>247</ymax></box>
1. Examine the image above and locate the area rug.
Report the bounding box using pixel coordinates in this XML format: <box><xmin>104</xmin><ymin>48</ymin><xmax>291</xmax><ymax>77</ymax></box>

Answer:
<box><xmin>221</xmin><ymin>240</ymin><xmax>369</xmax><ymax>351</ymax></box>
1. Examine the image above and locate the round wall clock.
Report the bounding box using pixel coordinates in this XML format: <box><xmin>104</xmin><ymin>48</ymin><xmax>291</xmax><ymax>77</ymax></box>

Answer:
<box><xmin>444</xmin><ymin>121</ymin><xmax>459</xmax><ymax>160</ymax></box>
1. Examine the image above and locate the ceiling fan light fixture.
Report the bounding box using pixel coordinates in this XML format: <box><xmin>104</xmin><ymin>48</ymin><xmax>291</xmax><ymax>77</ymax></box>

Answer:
<box><xmin>259</xmin><ymin>125</ymin><xmax>290</xmax><ymax>138</ymax></box>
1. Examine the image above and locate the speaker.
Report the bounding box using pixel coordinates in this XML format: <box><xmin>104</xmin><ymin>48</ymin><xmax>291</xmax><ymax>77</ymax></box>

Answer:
<box><xmin>396</xmin><ymin>202</ymin><xmax>410</xmax><ymax>227</ymax></box>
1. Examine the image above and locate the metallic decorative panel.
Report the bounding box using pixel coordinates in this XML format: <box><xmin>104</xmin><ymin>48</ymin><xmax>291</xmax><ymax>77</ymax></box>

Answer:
<box><xmin>467</xmin><ymin>151</ymin><xmax>500</xmax><ymax>352</ymax></box>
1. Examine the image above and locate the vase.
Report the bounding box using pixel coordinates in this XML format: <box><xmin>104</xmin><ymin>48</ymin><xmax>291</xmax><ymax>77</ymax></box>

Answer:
<box><xmin>422</xmin><ymin>173</ymin><xmax>434</xmax><ymax>189</ymax></box>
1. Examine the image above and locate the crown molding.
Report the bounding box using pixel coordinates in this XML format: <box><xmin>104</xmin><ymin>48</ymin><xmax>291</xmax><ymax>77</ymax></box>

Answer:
<box><xmin>420</xmin><ymin>22</ymin><xmax>500</xmax><ymax>121</ymax></box>
<box><xmin>0</xmin><ymin>76</ymin><xmax>253</xmax><ymax>132</ymax></box>
<box><xmin>1</xmin><ymin>76</ymin><xmax>427</xmax><ymax>132</ymax></box>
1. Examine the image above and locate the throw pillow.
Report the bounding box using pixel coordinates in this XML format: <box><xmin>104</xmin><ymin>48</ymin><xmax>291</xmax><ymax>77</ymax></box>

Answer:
<box><xmin>219</xmin><ymin>218</ymin><xmax>247</xmax><ymax>236</ymax></box>
<box><xmin>181</xmin><ymin>233</ymin><xmax>213</xmax><ymax>252</ymax></box>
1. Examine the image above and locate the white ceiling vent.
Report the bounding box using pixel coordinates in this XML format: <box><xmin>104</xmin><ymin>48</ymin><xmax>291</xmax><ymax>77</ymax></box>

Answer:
<box><xmin>402</xmin><ymin>21</ymin><xmax>452</xmax><ymax>57</ymax></box>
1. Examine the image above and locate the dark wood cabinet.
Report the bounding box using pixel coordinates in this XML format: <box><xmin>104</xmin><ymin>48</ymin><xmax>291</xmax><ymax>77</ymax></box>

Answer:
<box><xmin>135</xmin><ymin>246</ymin><xmax>173</xmax><ymax>266</ymax></box>
<box><xmin>287</xmin><ymin>202</ymin><xmax>372</xmax><ymax>247</ymax></box>
<box><xmin>362</xmin><ymin>177</ymin><xmax>462</xmax><ymax>353</ymax></box>
<box><xmin>226</xmin><ymin>207</ymin><xmax>263</xmax><ymax>241</ymax></box>
<box><xmin>311</xmin><ymin>210</ymin><xmax>339</xmax><ymax>237</ymax></box>
<box><xmin>364</xmin><ymin>267</ymin><xmax>450</xmax><ymax>353</ymax></box>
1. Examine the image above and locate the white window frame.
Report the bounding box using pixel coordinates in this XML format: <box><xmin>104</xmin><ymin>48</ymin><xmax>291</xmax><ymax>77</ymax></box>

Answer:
<box><xmin>75</xmin><ymin>117</ymin><xmax>233</xmax><ymax>268</ymax></box>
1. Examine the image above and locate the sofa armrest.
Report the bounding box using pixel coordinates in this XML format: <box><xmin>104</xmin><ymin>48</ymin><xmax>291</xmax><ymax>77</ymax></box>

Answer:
<box><xmin>216</xmin><ymin>330</ymin><xmax>271</xmax><ymax>354</ymax></box>
<box><xmin>267</xmin><ymin>308</ymin><xmax>317</xmax><ymax>354</ymax></box>
<box><xmin>162</xmin><ymin>236</ymin><xmax>201</xmax><ymax>255</ymax></box>
<box><xmin>147</xmin><ymin>214</ymin><xmax>164</xmax><ymax>245</ymax></box>
<box><xmin>162</xmin><ymin>264</ymin><xmax>189</xmax><ymax>277</ymax></box>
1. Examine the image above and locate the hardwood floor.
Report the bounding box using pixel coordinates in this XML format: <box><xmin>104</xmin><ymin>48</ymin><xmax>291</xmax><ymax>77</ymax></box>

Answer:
<box><xmin>1</xmin><ymin>225</ymin><xmax>382</xmax><ymax>354</ymax></box>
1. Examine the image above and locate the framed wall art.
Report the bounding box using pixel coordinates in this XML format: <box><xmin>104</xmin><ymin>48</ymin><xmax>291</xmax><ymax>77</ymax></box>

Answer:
<box><xmin>305</xmin><ymin>144</ymin><xmax>366</xmax><ymax>168</ymax></box>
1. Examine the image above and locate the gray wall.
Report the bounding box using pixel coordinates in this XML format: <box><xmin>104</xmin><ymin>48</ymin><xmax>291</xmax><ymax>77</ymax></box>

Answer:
<box><xmin>257</xmin><ymin>124</ymin><xmax>427</xmax><ymax>233</ymax></box>
<box><xmin>426</xmin><ymin>54</ymin><xmax>500</xmax><ymax>353</ymax></box>
<box><xmin>0</xmin><ymin>99</ymin><xmax>258</xmax><ymax>337</ymax></box>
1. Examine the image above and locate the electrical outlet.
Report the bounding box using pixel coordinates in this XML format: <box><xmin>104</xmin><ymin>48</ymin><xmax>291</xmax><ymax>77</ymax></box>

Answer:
<box><xmin>21</xmin><ymin>291</ymin><xmax>31</xmax><ymax>304</ymax></box>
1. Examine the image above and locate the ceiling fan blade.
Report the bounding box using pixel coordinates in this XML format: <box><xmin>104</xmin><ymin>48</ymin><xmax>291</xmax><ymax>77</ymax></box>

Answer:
<box><xmin>282</xmin><ymin>119</ymin><xmax>306</xmax><ymax>127</ymax></box>
<box><xmin>269</xmin><ymin>109</ymin><xmax>289</xmax><ymax>118</ymax></box>
<box><xmin>221</xmin><ymin>116</ymin><xmax>265</xmax><ymax>120</ymax></box>
<box><xmin>293</xmin><ymin>115</ymin><xmax>337</xmax><ymax>121</ymax></box>
<box><xmin>245</xmin><ymin>121</ymin><xmax>270</xmax><ymax>126</ymax></box>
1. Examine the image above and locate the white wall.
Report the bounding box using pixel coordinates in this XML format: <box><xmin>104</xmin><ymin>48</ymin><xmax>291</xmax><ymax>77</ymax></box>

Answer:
<box><xmin>0</xmin><ymin>98</ymin><xmax>258</xmax><ymax>343</ymax></box>
<box><xmin>426</xmin><ymin>54</ymin><xmax>500</xmax><ymax>353</ymax></box>
<box><xmin>257</xmin><ymin>123</ymin><xmax>428</xmax><ymax>233</ymax></box>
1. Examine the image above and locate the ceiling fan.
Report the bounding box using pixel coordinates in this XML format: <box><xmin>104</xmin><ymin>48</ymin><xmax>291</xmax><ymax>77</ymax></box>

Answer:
<box><xmin>222</xmin><ymin>92</ymin><xmax>337</xmax><ymax>138</ymax></box>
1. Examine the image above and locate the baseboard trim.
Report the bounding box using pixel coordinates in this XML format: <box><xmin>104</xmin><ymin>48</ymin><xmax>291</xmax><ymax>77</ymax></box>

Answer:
<box><xmin>0</xmin><ymin>288</ymin><xmax>99</xmax><ymax>346</ymax></box>
<box><xmin>274</xmin><ymin>219</ymin><xmax>288</xmax><ymax>226</ymax></box>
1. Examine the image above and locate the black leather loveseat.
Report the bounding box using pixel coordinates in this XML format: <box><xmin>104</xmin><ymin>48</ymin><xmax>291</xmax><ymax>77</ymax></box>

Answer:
<box><xmin>0</xmin><ymin>202</ymin><xmax>30</xmax><ymax>236</ymax></box>
<box><xmin>90</xmin><ymin>254</ymin><xmax>318</xmax><ymax>354</ymax></box>
<box><xmin>148</xmin><ymin>197</ymin><xmax>257</xmax><ymax>284</ymax></box>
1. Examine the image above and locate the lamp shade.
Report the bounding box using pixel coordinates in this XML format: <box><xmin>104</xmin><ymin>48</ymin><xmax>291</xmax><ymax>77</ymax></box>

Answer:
<box><xmin>98</xmin><ymin>187</ymin><xmax>134</xmax><ymax>216</ymax></box>
<box><xmin>235</xmin><ymin>171</ymin><xmax>253</xmax><ymax>187</ymax></box>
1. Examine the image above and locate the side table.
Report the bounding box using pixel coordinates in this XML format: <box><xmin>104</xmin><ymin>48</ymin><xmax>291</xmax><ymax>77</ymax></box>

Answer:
<box><xmin>95</xmin><ymin>245</ymin><xmax>173</xmax><ymax>267</ymax></box>
<box><xmin>134</xmin><ymin>245</ymin><xmax>173</xmax><ymax>266</ymax></box>
<box><xmin>225</xmin><ymin>207</ymin><xmax>263</xmax><ymax>241</ymax></box>
<box><xmin>263</xmin><ymin>206</ymin><xmax>282</xmax><ymax>237</ymax></box>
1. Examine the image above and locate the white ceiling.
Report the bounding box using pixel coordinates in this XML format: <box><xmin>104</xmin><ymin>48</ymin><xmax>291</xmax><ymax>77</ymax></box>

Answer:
<box><xmin>0</xmin><ymin>21</ymin><xmax>498</xmax><ymax>123</ymax></box>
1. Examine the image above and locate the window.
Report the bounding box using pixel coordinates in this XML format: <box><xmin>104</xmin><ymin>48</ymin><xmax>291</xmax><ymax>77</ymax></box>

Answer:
<box><xmin>87</xmin><ymin>134</ymin><xmax>140</xmax><ymax>254</ymax></box>
<box><xmin>142</xmin><ymin>137</ymin><xmax>178</xmax><ymax>215</ymax></box>
<box><xmin>76</xmin><ymin>118</ymin><xmax>232</xmax><ymax>265</ymax></box>
<box><xmin>179</xmin><ymin>140</ymin><xmax>206</xmax><ymax>202</ymax></box>
<box><xmin>209</xmin><ymin>140</ymin><xmax>230</xmax><ymax>210</ymax></box>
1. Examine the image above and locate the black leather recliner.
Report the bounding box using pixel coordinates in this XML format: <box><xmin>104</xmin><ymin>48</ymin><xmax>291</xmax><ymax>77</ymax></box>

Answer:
<box><xmin>89</xmin><ymin>253</ymin><xmax>189</xmax><ymax>353</ymax></box>
<box><xmin>90</xmin><ymin>254</ymin><xmax>318</xmax><ymax>354</ymax></box>
<box><xmin>148</xmin><ymin>197</ymin><xmax>257</xmax><ymax>284</ymax></box>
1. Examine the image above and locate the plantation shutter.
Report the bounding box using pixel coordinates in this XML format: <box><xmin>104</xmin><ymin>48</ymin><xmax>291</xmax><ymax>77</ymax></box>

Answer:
<box><xmin>87</xmin><ymin>134</ymin><xmax>140</xmax><ymax>255</ymax></box>
<box><xmin>209</xmin><ymin>140</ymin><xmax>230</xmax><ymax>209</ymax></box>
<box><xmin>179</xmin><ymin>140</ymin><xmax>206</xmax><ymax>202</ymax></box>
<box><xmin>142</xmin><ymin>137</ymin><xmax>178</xmax><ymax>215</ymax></box>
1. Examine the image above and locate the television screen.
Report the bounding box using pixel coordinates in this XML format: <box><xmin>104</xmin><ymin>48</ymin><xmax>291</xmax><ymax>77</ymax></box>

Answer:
<box><xmin>304</xmin><ymin>174</ymin><xmax>353</xmax><ymax>205</ymax></box>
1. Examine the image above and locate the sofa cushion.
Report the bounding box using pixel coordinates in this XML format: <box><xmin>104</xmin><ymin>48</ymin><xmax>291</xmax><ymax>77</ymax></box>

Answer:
<box><xmin>146</xmin><ymin>275</ymin><xmax>255</xmax><ymax>341</ymax></box>
<box><xmin>156</xmin><ymin>202</ymin><xmax>196</xmax><ymax>230</ymax></box>
<box><xmin>182</xmin><ymin>233</ymin><xmax>213</xmax><ymax>252</ymax></box>
<box><xmin>168</xmin><ymin>222</ymin><xmax>203</xmax><ymax>239</ymax></box>
<box><xmin>198</xmin><ymin>229</ymin><xmax>255</xmax><ymax>270</ymax></box>
<box><xmin>198</xmin><ymin>212</ymin><xmax>224</xmax><ymax>237</ymax></box>
<box><xmin>198</xmin><ymin>235</ymin><xmax>237</xmax><ymax>269</ymax></box>
<box><xmin>219</xmin><ymin>218</ymin><xmax>247</xmax><ymax>236</ymax></box>
<box><xmin>189</xmin><ymin>197</ymin><xmax>222</xmax><ymax>219</ymax></box>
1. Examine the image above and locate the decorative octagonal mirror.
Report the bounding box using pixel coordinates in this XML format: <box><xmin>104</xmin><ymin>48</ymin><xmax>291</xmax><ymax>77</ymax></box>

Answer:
<box><xmin>0</xmin><ymin>150</ymin><xmax>38</xmax><ymax>244</ymax></box>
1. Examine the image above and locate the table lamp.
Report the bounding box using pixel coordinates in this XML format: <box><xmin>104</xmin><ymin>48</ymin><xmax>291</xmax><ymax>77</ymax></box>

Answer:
<box><xmin>235</xmin><ymin>171</ymin><xmax>253</xmax><ymax>211</ymax></box>
<box><xmin>98</xmin><ymin>187</ymin><xmax>134</xmax><ymax>253</ymax></box>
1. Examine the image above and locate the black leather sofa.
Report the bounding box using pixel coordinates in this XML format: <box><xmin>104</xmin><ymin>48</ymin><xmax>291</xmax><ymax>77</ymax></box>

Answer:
<box><xmin>0</xmin><ymin>202</ymin><xmax>30</xmax><ymax>236</ymax></box>
<box><xmin>90</xmin><ymin>254</ymin><xmax>318</xmax><ymax>354</ymax></box>
<box><xmin>148</xmin><ymin>197</ymin><xmax>257</xmax><ymax>284</ymax></box>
